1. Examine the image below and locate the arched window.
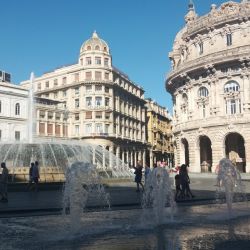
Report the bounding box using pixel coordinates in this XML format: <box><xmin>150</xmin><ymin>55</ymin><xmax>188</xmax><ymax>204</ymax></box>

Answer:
<box><xmin>224</xmin><ymin>81</ymin><xmax>240</xmax><ymax>93</ymax></box>
<box><xmin>87</xmin><ymin>46</ymin><xmax>91</xmax><ymax>50</ymax></box>
<box><xmin>15</xmin><ymin>103</ymin><xmax>20</xmax><ymax>115</ymax></box>
<box><xmin>224</xmin><ymin>81</ymin><xmax>241</xmax><ymax>115</ymax></box>
<box><xmin>198</xmin><ymin>87</ymin><xmax>209</xmax><ymax>97</ymax></box>
<box><xmin>182</xmin><ymin>93</ymin><xmax>188</xmax><ymax>104</ymax></box>
<box><xmin>95</xmin><ymin>45</ymin><xmax>100</xmax><ymax>50</ymax></box>
<box><xmin>103</xmin><ymin>47</ymin><xmax>107</xmax><ymax>52</ymax></box>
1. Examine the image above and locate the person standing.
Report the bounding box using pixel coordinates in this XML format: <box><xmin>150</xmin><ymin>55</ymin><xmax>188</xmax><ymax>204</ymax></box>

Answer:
<box><xmin>133</xmin><ymin>160</ymin><xmax>144</xmax><ymax>192</ymax></box>
<box><xmin>0</xmin><ymin>162</ymin><xmax>9</xmax><ymax>202</ymax></box>
<box><xmin>32</xmin><ymin>161</ymin><xmax>40</xmax><ymax>192</ymax></box>
<box><xmin>27</xmin><ymin>162</ymin><xmax>35</xmax><ymax>191</ymax></box>
<box><xmin>144</xmin><ymin>165</ymin><xmax>151</xmax><ymax>185</ymax></box>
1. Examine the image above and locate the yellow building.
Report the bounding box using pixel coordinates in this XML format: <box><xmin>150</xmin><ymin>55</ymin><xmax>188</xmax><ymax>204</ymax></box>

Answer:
<box><xmin>145</xmin><ymin>99</ymin><xmax>174</xmax><ymax>168</ymax></box>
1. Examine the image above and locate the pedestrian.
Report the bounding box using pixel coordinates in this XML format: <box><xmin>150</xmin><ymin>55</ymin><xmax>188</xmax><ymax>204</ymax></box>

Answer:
<box><xmin>32</xmin><ymin>161</ymin><xmax>40</xmax><ymax>192</ymax></box>
<box><xmin>180</xmin><ymin>164</ymin><xmax>195</xmax><ymax>199</ymax></box>
<box><xmin>144</xmin><ymin>165</ymin><xmax>151</xmax><ymax>184</ymax></box>
<box><xmin>174</xmin><ymin>173</ymin><xmax>182</xmax><ymax>200</ymax></box>
<box><xmin>27</xmin><ymin>162</ymin><xmax>35</xmax><ymax>191</ymax></box>
<box><xmin>133</xmin><ymin>160</ymin><xmax>144</xmax><ymax>192</ymax></box>
<box><xmin>0</xmin><ymin>162</ymin><xmax>9</xmax><ymax>202</ymax></box>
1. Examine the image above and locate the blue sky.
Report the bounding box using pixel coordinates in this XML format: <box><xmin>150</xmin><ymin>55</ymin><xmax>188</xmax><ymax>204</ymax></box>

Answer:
<box><xmin>0</xmin><ymin>0</ymin><xmax>229</xmax><ymax>112</ymax></box>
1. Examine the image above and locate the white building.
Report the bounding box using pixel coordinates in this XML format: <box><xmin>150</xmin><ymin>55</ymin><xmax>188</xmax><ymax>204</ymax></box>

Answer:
<box><xmin>21</xmin><ymin>31</ymin><xmax>148</xmax><ymax>167</ymax></box>
<box><xmin>0</xmin><ymin>76</ymin><xmax>29</xmax><ymax>142</ymax></box>
<box><xmin>166</xmin><ymin>0</ymin><xmax>250</xmax><ymax>173</ymax></box>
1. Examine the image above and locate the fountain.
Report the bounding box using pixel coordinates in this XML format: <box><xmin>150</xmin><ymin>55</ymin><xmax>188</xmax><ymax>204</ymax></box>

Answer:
<box><xmin>142</xmin><ymin>166</ymin><xmax>175</xmax><ymax>225</ymax></box>
<box><xmin>216</xmin><ymin>158</ymin><xmax>246</xmax><ymax>216</ymax></box>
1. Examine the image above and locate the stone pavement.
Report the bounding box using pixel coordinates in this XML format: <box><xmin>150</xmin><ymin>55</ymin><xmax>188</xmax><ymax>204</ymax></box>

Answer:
<box><xmin>0</xmin><ymin>173</ymin><xmax>250</xmax><ymax>217</ymax></box>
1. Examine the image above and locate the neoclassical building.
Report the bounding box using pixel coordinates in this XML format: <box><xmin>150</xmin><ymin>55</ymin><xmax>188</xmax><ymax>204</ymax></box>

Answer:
<box><xmin>145</xmin><ymin>99</ymin><xmax>174</xmax><ymax>167</ymax></box>
<box><xmin>21</xmin><ymin>31</ymin><xmax>148</xmax><ymax>167</ymax></box>
<box><xmin>0</xmin><ymin>75</ymin><xmax>29</xmax><ymax>142</ymax></box>
<box><xmin>166</xmin><ymin>0</ymin><xmax>250</xmax><ymax>173</ymax></box>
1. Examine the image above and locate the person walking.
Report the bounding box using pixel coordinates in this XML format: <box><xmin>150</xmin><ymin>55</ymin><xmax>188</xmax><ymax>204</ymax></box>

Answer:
<box><xmin>0</xmin><ymin>162</ymin><xmax>9</xmax><ymax>202</ymax></box>
<box><xmin>133</xmin><ymin>160</ymin><xmax>144</xmax><ymax>192</ymax></box>
<box><xmin>32</xmin><ymin>161</ymin><xmax>40</xmax><ymax>192</ymax></box>
<box><xmin>27</xmin><ymin>162</ymin><xmax>35</xmax><ymax>191</ymax></box>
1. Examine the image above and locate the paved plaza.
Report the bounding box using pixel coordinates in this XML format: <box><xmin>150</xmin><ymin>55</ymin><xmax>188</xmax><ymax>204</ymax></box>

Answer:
<box><xmin>0</xmin><ymin>173</ymin><xmax>250</xmax><ymax>218</ymax></box>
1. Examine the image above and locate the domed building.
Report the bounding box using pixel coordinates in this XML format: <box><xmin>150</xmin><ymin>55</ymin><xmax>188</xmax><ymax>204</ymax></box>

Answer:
<box><xmin>166</xmin><ymin>0</ymin><xmax>250</xmax><ymax>173</ymax></box>
<box><xmin>21</xmin><ymin>31</ymin><xmax>148</xmax><ymax>168</ymax></box>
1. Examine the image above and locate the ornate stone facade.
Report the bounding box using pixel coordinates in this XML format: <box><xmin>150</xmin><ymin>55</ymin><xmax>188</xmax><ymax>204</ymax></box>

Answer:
<box><xmin>145</xmin><ymin>99</ymin><xmax>174</xmax><ymax>167</ymax></box>
<box><xmin>166</xmin><ymin>1</ymin><xmax>250</xmax><ymax>173</ymax></box>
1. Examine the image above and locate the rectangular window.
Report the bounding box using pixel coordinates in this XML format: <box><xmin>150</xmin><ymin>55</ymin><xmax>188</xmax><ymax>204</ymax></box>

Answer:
<box><xmin>75</xmin><ymin>113</ymin><xmax>80</xmax><ymax>120</ymax></box>
<box><xmin>95</xmin><ymin>85</ymin><xmax>102</xmax><ymax>91</ymax></box>
<box><xmin>45</xmin><ymin>81</ymin><xmax>49</xmax><ymax>88</ymax></box>
<box><xmin>227</xmin><ymin>33</ymin><xmax>232</xmax><ymax>46</ymax></box>
<box><xmin>104</xmin><ymin>58</ymin><xmax>109</xmax><ymax>66</ymax></box>
<box><xmin>105</xmin><ymin>112</ymin><xmax>110</xmax><ymax>119</ymax></box>
<box><xmin>86</xmin><ymin>97</ymin><xmax>92</xmax><ymax>107</ymax></box>
<box><xmin>85</xmin><ymin>85</ymin><xmax>92</xmax><ymax>92</ymax></box>
<box><xmin>199</xmin><ymin>42</ymin><xmax>203</xmax><ymax>55</ymax></box>
<box><xmin>95</xmin><ymin>57</ymin><xmax>101</xmax><ymax>65</ymax></box>
<box><xmin>86</xmin><ymin>57</ymin><xmax>92</xmax><ymax>65</ymax></box>
<box><xmin>75</xmin><ymin>99</ymin><xmax>79</xmax><ymax>108</ymax></box>
<box><xmin>75</xmin><ymin>125</ymin><xmax>79</xmax><ymax>136</ymax></box>
<box><xmin>95</xmin><ymin>111</ymin><xmax>102</xmax><ymax>119</ymax></box>
<box><xmin>96</xmin><ymin>123</ymin><xmax>103</xmax><ymax>133</ymax></box>
<box><xmin>105</xmin><ymin>86</ymin><xmax>109</xmax><ymax>93</ymax></box>
<box><xmin>105</xmin><ymin>97</ymin><xmax>110</xmax><ymax>107</ymax></box>
<box><xmin>85</xmin><ymin>111</ymin><xmax>92</xmax><ymax>119</ymax></box>
<box><xmin>95</xmin><ymin>71</ymin><xmax>102</xmax><ymax>80</ymax></box>
<box><xmin>95</xmin><ymin>97</ymin><xmax>102</xmax><ymax>107</ymax></box>
<box><xmin>54</xmin><ymin>92</ymin><xmax>58</xmax><ymax>99</ymax></box>
<box><xmin>75</xmin><ymin>73</ymin><xmax>79</xmax><ymax>82</ymax></box>
<box><xmin>55</xmin><ymin>113</ymin><xmax>61</xmax><ymax>120</ymax></box>
<box><xmin>63</xmin><ymin>90</ymin><xmax>67</xmax><ymax>97</ymax></box>
<box><xmin>0</xmin><ymin>130</ymin><xmax>2</xmax><ymax>140</ymax></box>
<box><xmin>105</xmin><ymin>72</ymin><xmax>109</xmax><ymax>80</ymax></box>
<box><xmin>75</xmin><ymin>87</ymin><xmax>79</xmax><ymax>95</ymax></box>
<box><xmin>55</xmin><ymin>125</ymin><xmax>60</xmax><ymax>136</ymax></box>
<box><xmin>54</xmin><ymin>79</ymin><xmax>58</xmax><ymax>86</ymax></box>
<box><xmin>47</xmin><ymin>124</ymin><xmax>53</xmax><ymax>135</ymax></box>
<box><xmin>105</xmin><ymin>124</ymin><xmax>109</xmax><ymax>133</ymax></box>
<box><xmin>62</xmin><ymin>77</ymin><xmax>67</xmax><ymax>85</ymax></box>
<box><xmin>48</xmin><ymin>112</ymin><xmax>53</xmax><ymax>119</ymax></box>
<box><xmin>39</xmin><ymin>122</ymin><xmax>45</xmax><ymax>135</ymax></box>
<box><xmin>86</xmin><ymin>72</ymin><xmax>92</xmax><ymax>80</ymax></box>
<box><xmin>15</xmin><ymin>131</ymin><xmax>20</xmax><ymax>141</ymax></box>
<box><xmin>85</xmin><ymin>124</ymin><xmax>92</xmax><ymax>134</ymax></box>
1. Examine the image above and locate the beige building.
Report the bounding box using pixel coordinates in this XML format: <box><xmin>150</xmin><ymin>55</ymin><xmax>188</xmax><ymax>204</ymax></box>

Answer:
<box><xmin>145</xmin><ymin>99</ymin><xmax>173</xmax><ymax>167</ymax></box>
<box><xmin>21</xmin><ymin>31</ymin><xmax>148</xmax><ymax>167</ymax></box>
<box><xmin>166</xmin><ymin>0</ymin><xmax>250</xmax><ymax>173</ymax></box>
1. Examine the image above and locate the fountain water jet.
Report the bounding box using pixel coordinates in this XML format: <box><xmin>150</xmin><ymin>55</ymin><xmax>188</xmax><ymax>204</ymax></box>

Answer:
<box><xmin>142</xmin><ymin>167</ymin><xmax>175</xmax><ymax>226</ymax></box>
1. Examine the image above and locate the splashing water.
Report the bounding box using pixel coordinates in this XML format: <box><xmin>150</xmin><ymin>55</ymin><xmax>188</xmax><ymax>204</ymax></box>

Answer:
<box><xmin>216</xmin><ymin>158</ymin><xmax>246</xmax><ymax>217</ymax></box>
<box><xmin>142</xmin><ymin>167</ymin><xmax>176</xmax><ymax>226</ymax></box>
<box><xmin>62</xmin><ymin>161</ymin><xmax>110</xmax><ymax>232</ymax></box>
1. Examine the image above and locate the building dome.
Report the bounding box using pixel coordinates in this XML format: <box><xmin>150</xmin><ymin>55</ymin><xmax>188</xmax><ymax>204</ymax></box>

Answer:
<box><xmin>80</xmin><ymin>31</ymin><xmax>110</xmax><ymax>56</ymax></box>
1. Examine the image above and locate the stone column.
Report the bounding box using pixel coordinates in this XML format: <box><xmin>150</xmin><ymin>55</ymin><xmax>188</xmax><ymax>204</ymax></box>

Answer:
<box><xmin>244</xmin><ymin>139</ymin><xmax>250</xmax><ymax>173</ymax></box>
<box><xmin>130</xmin><ymin>150</ymin><xmax>133</xmax><ymax>167</ymax></box>
<box><xmin>134</xmin><ymin>151</ymin><xmax>137</xmax><ymax>166</ymax></box>
<box><xmin>150</xmin><ymin>149</ymin><xmax>153</xmax><ymax>168</ymax></box>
